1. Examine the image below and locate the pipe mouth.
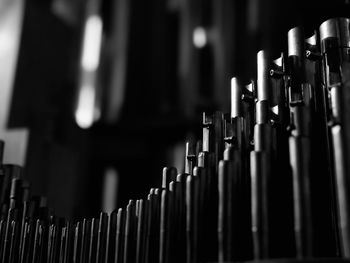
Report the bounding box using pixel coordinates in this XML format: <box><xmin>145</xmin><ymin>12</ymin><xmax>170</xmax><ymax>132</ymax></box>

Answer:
<box><xmin>231</xmin><ymin>77</ymin><xmax>241</xmax><ymax>118</ymax></box>
<box><xmin>288</xmin><ymin>27</ymin><xmax>304</xmax><ymax>57</ymax></box>
<box><xmin>319</xmin><ymin>18</ymin><xmax>338</xmax><ymax>41</ymax></box>
<box><xmin>319</xmin><ymin>17</ymin><xmax>350</xmax><ymax>47</ymax></box>
<box><xmin>257</xmin><ymin>50</ymin><xmax>270</xmax><ymax>102</ymax></box>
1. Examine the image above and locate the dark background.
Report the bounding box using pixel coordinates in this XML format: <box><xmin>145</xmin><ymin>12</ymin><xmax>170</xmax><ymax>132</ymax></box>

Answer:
<box><xmin>6</xmin><ymin>0</ymin><xmax>350</xmax><ymax>219</ymax></box>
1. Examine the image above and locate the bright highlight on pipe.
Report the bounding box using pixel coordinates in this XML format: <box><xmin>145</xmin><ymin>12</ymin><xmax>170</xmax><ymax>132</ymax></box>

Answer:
<box><xmin>193</xmin><ymin>27</ymin><xmax>207</xmax><ymax>48</ymax></box>
<box><xmin>75</xmin><ymin>84</ymin><xmax>96</xmax><ymax>129</ymax></box>
<box><xmin>81</xmin><ymin>15</ymin><xmax>103</xmax><ymax>72</ymax></box>
<box><xmin>75</xmin><ymin>15</ymin><xmax>103</xmax><ymax>129</ymax></box>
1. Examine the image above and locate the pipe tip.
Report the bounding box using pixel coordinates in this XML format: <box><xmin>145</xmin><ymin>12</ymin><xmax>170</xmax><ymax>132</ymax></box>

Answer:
<box><xmin>288</xmin><ymin>27</ymin><xmax>304</xmax><ymax>57</ymax></box>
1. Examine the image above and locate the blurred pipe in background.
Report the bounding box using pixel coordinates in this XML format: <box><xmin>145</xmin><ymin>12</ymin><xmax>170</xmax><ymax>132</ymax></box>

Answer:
<box><xmin>193</xmin><ymin>27</ymin><xmax>208</xmax><ymax>49</ymax></box>
<box><xmin>75</xmin><ymin>0</ymin><xmax>103</xmax><ymax>129</ymax></box>
<box><xmin>247</xmin><ymin>0</ymin><xmax>259</xmax><ymax>34</ymax></box>
<box><xmin>74</xmin><ymin>0</ymin><xmax>131</xmax><ymax>126</ymax></box>
<box><xmin>104</xmin><ymin>0</ymin><xmax>131</xmax><ymax>123</ymax></box>
<box><xmin>102</xmin><ymin>167</ymin><xmax>119</xmax><ymax>213</ymax></box>
<box><xmin>0</xmin><ymin>0</ymin><xmax>29</xmax><ymax>165</ymax></box>
<box><xmin>166</xmin><ymin>141</ymin><xmax>186</xmax><ymax>174</ymax></box>
<box><xmin>177</xmin><ymin>0</ymin><xmax>236</xmax><ymax>116</ymax></box>
<box><xmin>52</xmin><ymin>0</ymin><xmax>82</xmax><ymax>26</ymax></box>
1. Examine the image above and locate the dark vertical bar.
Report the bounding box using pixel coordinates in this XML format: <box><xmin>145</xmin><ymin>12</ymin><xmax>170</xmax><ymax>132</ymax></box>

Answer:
<box><xmin>80</xmin><ymin>219</ymin><xmax>89</xmax><ymax>263</ymax></box>
<box><xmin>88</xmin><ymin>218</ymin><xmax>99</xmax><ymax>263</ymax></box>
<box><xmin>104</xmin><ymin>210</ymin><xmax>117</xmax><ymax>263</ymax></box>
<box><xmin>159</xmin><ymin>190</ymin><xmax>169</xmax><ymax>263</ymax></box>
<box><xmin>8</xmin><ymin>220</ymin><xmax>18</xmax><ymax>263</ymax></box>
<box><xmin>186</xmin><ymin>175</ymin><xmax>198</xmax><ymax>263</ymax></box>
<box><xmin>2</xmin><ymin>177</ymin><xmax>22</xmax><ymax>263</ymax></box>
<box><xmin>123</xmin><ymin>200</ymin><xmax>136</xmax><ymax>263</ymax></box>
<box><xmin>31</xmin><ymin>220</ymin><xmax>40</xmax><ymax>263</ymax></box>
<box><xmin>96</xmin><ymin>213</ymin><xmax>107</xmax><ymax>263</ymax></box>
<box><xmin>115</xmin><ymin>208</ymin><xmax>125</xmax><ymax>263</ymax></box>
<box><xmin>136</xmin><ymin>200</ymin><xmax>147</xmax><ymax>263</ymax></box>
<box><xmin>289</xmin><ymin>135</ymin><xmax>313</xmax><ymax>257</ymax></box>
<box><xmin>250</xmin><ymin>152</ymin><xmax>270</xmax><ymax>259</ymax></box>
